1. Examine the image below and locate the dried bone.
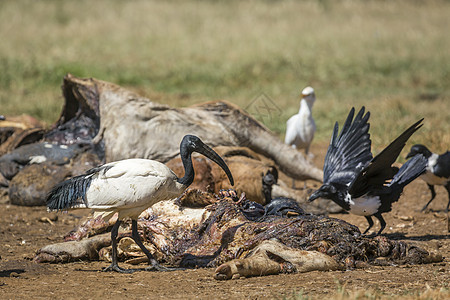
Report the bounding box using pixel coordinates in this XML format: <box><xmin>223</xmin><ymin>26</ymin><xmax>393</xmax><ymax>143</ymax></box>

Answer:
<box><xmin>214</xmin><ymin>240</ymin><xmax>340</xmax><ymax>280</ymax></box>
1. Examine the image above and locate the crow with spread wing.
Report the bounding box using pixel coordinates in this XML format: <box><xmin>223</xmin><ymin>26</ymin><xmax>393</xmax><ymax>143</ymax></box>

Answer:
<box><xmin>309</xmin><ymin>107</ymin><xmax>427</xmax><ymax>235</ymax></box>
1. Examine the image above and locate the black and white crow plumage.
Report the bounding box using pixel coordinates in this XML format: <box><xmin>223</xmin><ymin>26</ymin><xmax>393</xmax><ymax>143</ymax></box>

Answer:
<box><xmin>308</xmin><ymin>107</ymin><xmax>427</xmax><ymax>235</ymax></box>
<box><xmin>406</xmin><ymin>144</ymin><xmax>450</xmax><ymax>212</ymax></box>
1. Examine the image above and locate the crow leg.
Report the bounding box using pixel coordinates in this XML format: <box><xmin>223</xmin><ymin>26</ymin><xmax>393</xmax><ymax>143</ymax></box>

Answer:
<box><xmin>374</xmin><ymin>213</ymin><xmax>386</xmax><ymax>236</ymax></box>
<box><xmin>131</xmin><ymin>220</ymin><xmax>179</xmax><ymax>272</ymax></box>
<box><xmin>445</xmin><ymin>183</ymin><xmax>450</xmax><ymax>213</ymax></box>
<box><xmin>421</xmin><ymin>184</ymin><xmax>436</xmax><ymax>211</ymax></box>
<box><xmin>103</xmin><ymin>220</ymin><xmax>136</xmax><ymax>273</ymax></box>
<box><xmin>362</xmin><ymin>216</ymin><xmax>374</xmax><ymax>235</ymax></box>
<box><xmin>446</xmin><ymin>183</ymin><xmax>450</xmax><ymax>232</ymax></box>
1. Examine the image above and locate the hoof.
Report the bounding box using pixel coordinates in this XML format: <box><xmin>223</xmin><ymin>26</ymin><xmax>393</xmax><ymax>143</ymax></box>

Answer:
<box><xmin>214</xmin><ymin>264</ymin><xmax>232</xmax><ymax>280</ymax></box>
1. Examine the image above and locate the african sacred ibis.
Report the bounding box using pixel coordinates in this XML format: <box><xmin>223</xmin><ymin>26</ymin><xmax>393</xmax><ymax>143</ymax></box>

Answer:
<box><xmin>308</xmin><ymin>107</ymin><xmax>427</xmax><ymax>236</ymax></box>
<box><xmin>47</xmin><ymin>135</ymin><xmax>234</xmax><ymax>273</ymax></box>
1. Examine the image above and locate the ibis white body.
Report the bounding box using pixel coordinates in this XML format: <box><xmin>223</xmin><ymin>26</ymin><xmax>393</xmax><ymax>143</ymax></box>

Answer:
<box><xmin>84</xmin><ymin>159</ymin><xmax>185</xmax><ymax>220</ymax></box>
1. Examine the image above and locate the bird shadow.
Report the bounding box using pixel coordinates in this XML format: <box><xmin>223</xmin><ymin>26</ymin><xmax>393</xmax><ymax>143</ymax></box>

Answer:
<box><xmin>74</xmin><ymin>268</ymin><xmax>103</xmax><ymax>273</ymax></box>
<box><xmin>420</xmin><ymin>208</ymin><xmax>449</xmax><ymax>214</ymax></box>
<box><xmin>0</xmin><ymin>268</ymin><xmax>25</xmax><ymax>277</ymax></box>
<box><xmin>74</xmin><ymin>267</ymin><xmax>184</xmax><ymax>273</ymax></box>
<box><xmin>382</xmin><ymin>232</ymin><xmax>450</xmax><ymax>241</ymax></box>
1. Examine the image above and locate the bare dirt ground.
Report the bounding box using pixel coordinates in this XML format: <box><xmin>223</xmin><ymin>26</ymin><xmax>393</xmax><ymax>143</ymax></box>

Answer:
<box><xmin>0</xmin><ymin>143</ymin><xmax>449</xmax><ymax>299</ymax></box>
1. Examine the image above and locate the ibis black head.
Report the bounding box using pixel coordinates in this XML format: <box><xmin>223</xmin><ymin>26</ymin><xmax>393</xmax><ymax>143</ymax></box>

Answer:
<box><xmin>406</xmin><ymin>144</ymin><xmax>432</xmax><ymax>159</ymax></box>
<box><xmin>308</xmin><ymin>184</ymin><xmax>337</xmax><ymax>202</ymax></box>
<box><xmin>180</xmin><ymin>135</ymin><xmax>234</xmax><ymax>186</ymax></box>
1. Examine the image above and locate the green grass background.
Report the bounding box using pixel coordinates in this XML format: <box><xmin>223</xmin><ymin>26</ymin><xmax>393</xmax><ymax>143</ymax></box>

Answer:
<box><xmin>1</xmin><ymin>0</ymin><xmax>449</xmax><ymax>155</ymax></box>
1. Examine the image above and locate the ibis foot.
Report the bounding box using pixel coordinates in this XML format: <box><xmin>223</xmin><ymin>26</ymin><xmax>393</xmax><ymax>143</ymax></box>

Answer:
<box><xmin>103</xmin><ymin>264</ymin><xmax>137</xmax><ymax>274</ymax></box>
<box><xmin>364</xmin><ymin>232</ymin><xmax>377</xmax><ymax>238</ymax></box>
<box><xmin>145</xmin><ymin>263</ymin><xmax>183</xmax><ymax>272</ymax></box>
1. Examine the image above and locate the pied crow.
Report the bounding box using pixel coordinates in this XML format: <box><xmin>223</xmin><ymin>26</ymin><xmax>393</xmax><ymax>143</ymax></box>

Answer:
<box><xmin>406</xmin><ymin>144</ymin><xmax>450</xmax><ymax>212</ymax></box>
<box><xmin>308</xmin><ymin>107</ymin><xmax>427</xmax><ymax>236</ymax></box>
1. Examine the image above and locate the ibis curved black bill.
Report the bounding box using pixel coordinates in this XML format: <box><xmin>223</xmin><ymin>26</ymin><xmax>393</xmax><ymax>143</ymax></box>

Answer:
<box><xmin>178</xmin><ymin>135</ymin><xmax>234</xmax><ymax>187</ymax></box>
<box><xmin>197</xmin><ymin>143</ymin><xmax>234</xmax><ymax>186</ymax></box>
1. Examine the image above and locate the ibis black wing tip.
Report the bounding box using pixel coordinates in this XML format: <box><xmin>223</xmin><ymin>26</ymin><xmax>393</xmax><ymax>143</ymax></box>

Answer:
<box><xmin>45</xmin><ymin>175</ymin><xmax>92</xmax><ymax>211</ymax></box>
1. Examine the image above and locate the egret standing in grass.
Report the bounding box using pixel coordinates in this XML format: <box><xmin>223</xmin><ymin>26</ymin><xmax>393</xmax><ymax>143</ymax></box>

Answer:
<box><xmin>285</xmin><ymin>86</ymin><xmax>316</xmax><ymax>188</ymax></box>
<box><xmin>47</xmin><ymin>135</ymin><xmax>234</xmax><ymax>273</ymax></box>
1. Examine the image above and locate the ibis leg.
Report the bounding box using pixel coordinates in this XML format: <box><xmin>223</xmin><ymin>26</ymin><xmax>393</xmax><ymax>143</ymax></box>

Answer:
<box><xmin>445</xmin><ymin>183</ymin><xmax>450</xmax><ymax>213</ymax></box>
<box><xmin>131</xmin><ymin>220</ymin><xmax>177</xmax><ymax>272</ymax></box>
<box><xmin>103</xmin><ymin>219</ymin><xmax>136</xmax><ymax>273</ymax></box>
<box><xmin>421</xmin><ymin>184</ymin><xmax>436</xmax><ymax>211</ymax></box>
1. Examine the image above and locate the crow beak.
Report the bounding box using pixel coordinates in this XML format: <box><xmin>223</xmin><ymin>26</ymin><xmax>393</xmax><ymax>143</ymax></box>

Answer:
<box><xmin>405</xmin><ymin>151</ymin><xmax>414</xmax><ymax>159</ymax></box>
<box><xmin>197</xmin><ymin>144</ymin><xmax>234</xmax><ymax>186</ymax></box>
<box><xmin>308</xmin><ymin>190</ymin><xmax>321</xmax><ymax>202</ymax></box>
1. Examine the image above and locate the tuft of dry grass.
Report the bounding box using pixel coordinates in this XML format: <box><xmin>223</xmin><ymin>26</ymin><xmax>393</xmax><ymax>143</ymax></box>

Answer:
<box><xmin>332</xmin><ymin>285</ymin><xmax>450</xmax><ymax>300</ymax></box>
<box><xmin>285</xmin><ymin>284</ymin><xmax>449</xmax><ymax>300</ymax></box>
<box><xmin>0</xmin><ymin>0</ymin><xmax>449</xmax><ymax>153</ymax></box>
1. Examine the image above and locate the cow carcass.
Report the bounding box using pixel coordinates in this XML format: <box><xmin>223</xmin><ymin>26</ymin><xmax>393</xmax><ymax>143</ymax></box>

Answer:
<box><xmin>34</xmin><ymin>189</ymin><xmax>442</xmax><ymax>279</ymax></box>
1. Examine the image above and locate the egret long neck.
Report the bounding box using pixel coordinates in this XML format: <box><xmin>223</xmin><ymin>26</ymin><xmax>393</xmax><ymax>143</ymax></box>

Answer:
<box><xmin>177</xmin><ymin>152</ymin><xmax>195</xmax><ymax>186</ymax></box>
<box><xmin>299</xmin><ymin>99</ymin><xmax>313</xmax><ymax>115</ymax></box>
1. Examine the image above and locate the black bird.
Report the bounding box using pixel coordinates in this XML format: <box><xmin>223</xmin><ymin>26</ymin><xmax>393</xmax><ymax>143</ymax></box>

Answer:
<box><xmin>308</xmin><ymin>107</ymin><xmax>427</xmax><ymax>235</ymax></box>
<box><xmin>47</xmin><ymin>135</ymin><xmax>234</xmax><ymax>273</ymax></box>
<box><xmin>406</xmin><ymin>144</ymin><xmax>450</xmax><ymax>212</ymax></box>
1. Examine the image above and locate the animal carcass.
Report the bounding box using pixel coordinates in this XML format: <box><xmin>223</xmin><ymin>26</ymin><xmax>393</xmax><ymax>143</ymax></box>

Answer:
<box><xmin>34</xmin><ymin>189</ymin><xmax>442</xmax><ymax>279</ymax></box>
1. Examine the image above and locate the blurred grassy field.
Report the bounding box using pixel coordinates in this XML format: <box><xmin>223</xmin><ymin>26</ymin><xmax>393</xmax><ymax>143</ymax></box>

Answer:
<box><xmin>0</xmin><ymin>0</ymin><xmax>449</xmax><ymax>155</ymax></box>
